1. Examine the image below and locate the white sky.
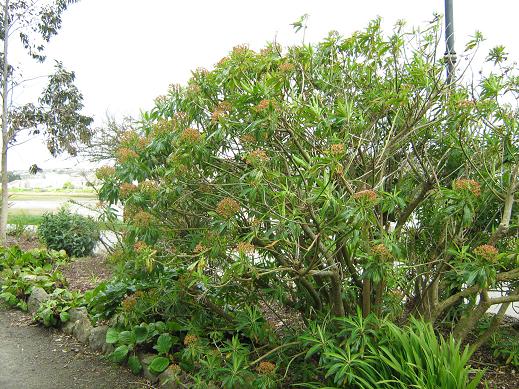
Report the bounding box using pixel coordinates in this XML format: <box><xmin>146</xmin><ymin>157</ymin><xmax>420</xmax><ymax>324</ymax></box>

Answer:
<box><xmin>9</xmin><ymin>0</ymin><xmax>519</xmax><ymax>171</ymax></box>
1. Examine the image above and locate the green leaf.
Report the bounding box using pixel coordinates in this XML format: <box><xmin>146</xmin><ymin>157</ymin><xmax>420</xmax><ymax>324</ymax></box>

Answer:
<box><xmin>149</xmin><ymin>356</ymin><xmax>170</xmax><ymax>375</ymax></box>
<box><xmin>128</xmin><ymin>355</ymin><xmax>142</xmax><ymax>375</ymax></box>
<box><xmin>106</xmin><ymin>328</ymin><xmax>119</xmax><ymax>344</ymax></box>
<box><xmin>133</xmin><ymin>326</ymin><xmax>149</xmax><ymax>344</ymax></box>
<box><xmin>59</xmin><ymin>311</ymin><xmax>70</xmax><ymax>323</ymax></box>
<box><xmin>154</xmin><ymin>333</ymin><xmax>173</xmax><ymax>355</ymax></box>
<box><xmin>111</xmin><ymin>345</ymin><xmax>129</xmax><ymax>363</ymax></box>
<box><xmin>118</xmin><ymin>330</ymin><xmax>136</xmax><ymax>345</ymax></box>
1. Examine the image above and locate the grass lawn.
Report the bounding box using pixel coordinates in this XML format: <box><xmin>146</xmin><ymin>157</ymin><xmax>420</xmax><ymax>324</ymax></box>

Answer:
<box><xmin>8</xmin><ymin>213</ymin><xmax>44</xmax><ymax>225</ymax></box>
<box><xmin>9</xmin><ymin>191</ymin><xmax>97</xmax><ymax>201</ymax></box>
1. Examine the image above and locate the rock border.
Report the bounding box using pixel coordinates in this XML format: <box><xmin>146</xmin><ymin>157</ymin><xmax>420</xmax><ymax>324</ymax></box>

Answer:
<box><xmin>27</xmin><ymin>288</ymin><xmax>179</xmax><ymax>388</ymax></box>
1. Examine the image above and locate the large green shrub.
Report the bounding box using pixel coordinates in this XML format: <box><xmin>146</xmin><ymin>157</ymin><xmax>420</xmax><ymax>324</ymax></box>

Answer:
<box><xmin>38</xmin><ymin>209</ymin><xmax>99</xmax><ymax>257</ymax></box>
<box><xmin>95</xmin><ymin>17</ymin><xmax>519</xmax><ymax>385</ymax></box>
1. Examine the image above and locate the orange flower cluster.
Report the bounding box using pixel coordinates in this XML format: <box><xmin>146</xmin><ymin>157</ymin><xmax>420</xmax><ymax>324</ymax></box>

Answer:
<box><xmin>168</xmin><ymin>83</ymin><xmax>182</xmax><ymax>94</ymax></box>
<box><xmin>154</xmin><ymin>95</ymin><xmax>167</xmax><ymax>106</ymax></box>
<box><xmin>390</xmin><ymin>290</ymin><xmax>405</xmax><ymax>300</ymax></box>
<box><xmin>116</xmin><ymin>147</ymin><xmax>139</xmax><ymax>163</ymax></box>
<box><xmin>279</xmin><ymin>62</ymin><xmax>295</xmax><ymax>72</ymax></box>
<box><xmin>255</xmin><ymin>99</ymin><xmax>272</xmax><ymax>112</ymax></box>
<box><xmin>211</xmin><ymin>110</ymin><xmax>224</xmax><ymax>122</ymax></box>
<box><xmin>473</xmin><ymin>244</ymin><xmax>499</xmax><ymax>262</ymax></box>
<box><xmin>217</xmin><ymin>101</ymin><xmax>232</xmax><ymax>113</ymax></box>
<box><xmin>198</xmin><ymin>183</ymin><xmax>212</xmax><ymax>193</ymax></box>
<box><xmin>119</xmin><ymin>183</ymin><xmax>138</xmax><ymax>198</ymax></box>
<box><xmin>371</xmin><ymin>244</ymin><xmax>392</xmax><ymax>260</ymax></box>
<box><xmin>183</xmin><ymin>334</ymin><xmax>198</xmax><ymax>346</ymax></box>
<box><xmin>175</xmin><ymin>111</ymin><xmax>188</xmax><ymax>121</ymax></box>
<box><xmin>187</xmin><ymin>83</ymin><xmax>201</xmax><ymax>94</ymax></box>
<box><xmin>152</xmin><ymin>119</ymin><xmax>175</xmax><ymax>137</ymax></box>
<box><xmin>194</xmin><ymin>243</ymin><xmax>206</xmax><ymax>253</ymax></box>
<box><xmin>180</xmin><ymin>127</ymin><xmax>201</xmax><ymax>143</ymax></box>
<box><xmin>256</xmin><ymin>361</ymin><xmax>276</xmax><ymax>375</ymax></box>
<box><xmin>330</xmin><ymin>143</ymin><xmax>345</xmax><ymax>156</ymax></box>
<box><xmin>236</xmin><ymin>242</ymin><xmax>255</xmax><ymax>255</ymax></box>
<box><xmin>456</xmin><ymin>100</ymin><xmax>475</xmax><ymax>109</ymax></box>
<box><xmin>211</xmin><ymin>101</ymin><xmax>232</xmax><ymax>123</ymax></box>
<box><xmin>166</xmin><ymin>364</ymin><xmax>181</xmax><ymax>375</ymax></box>
<box><xmin>121</xmin><ymin>291</ymin><xmax>145</xmax><ymax>311</ymax></box>
<box><xmin>121</xmin><ymin>295</ymin><xmax>137</xmax><ymax>311</ymax></box>
<box><xmin>136</xmin><ymin>137</ymin><xmax>149</xmax><ymax>151</ymax></box>
<box><xmin>95</xmin><ymin>166</ymin><xmax>115</xmax><ymax>180</ymax></box>
<box><xmin>120</xmin><ymin>131</ymin><xmax>140</xmax><ymax>146</ymax></box>
<box><xmin>240</xmin><ymin>134</ymin><xmax>256</xmax><ymax>144</ymax></box>
<box><xmin>260</xmin><ymin>43</ymin><xmax>281</xmax><ymax>56</ymax></box>
<box><xmin>353</xmin><ymin>189</ymin><xmax>377</xmax><ymax>203</ymax></box>
<box><xmin>195</xmin><ymin>67</ymin><xmax>209</xmax><ymax>76</ymax></box>
<box><xmin>216</xmin><ymin>197</ymin><xmax>240</xmax><ymax>218</ymax></box>
<box><xmin>132</xmin><ymin>211</ymin><xmax>154</xmax><ymax>228</ymax></box>
<box><xmin>123</xmin><ymin>204</ymin><xmax>139</xmax><ymax>222</ymax></box>
<box><xmin>175</xmin><ymin>164</ymin><xmax>188</xmax><ymax>175</ymax></box>
<box><xmin>232</xmin><ymin>44</ymin><xmax>250</xmax><ymax>55</ymax></box>
<box><xmin>245</xmin><ymin>149</ymin><xmax>270</xmax><ymax>165</ymax></box>
<box><xmin>217</xmin><ymin>56</ymin><xmax>230</xmax><ymax>67</ymax></box>
<box><xmin>453</xmin><ymin>179</ymin><xmax>481</xmax><ymax>197</ymax></box>
<box><xmin>134</xmin><ymin>241</ymin><xmax>148</xmax><ymax>252</ymax></box>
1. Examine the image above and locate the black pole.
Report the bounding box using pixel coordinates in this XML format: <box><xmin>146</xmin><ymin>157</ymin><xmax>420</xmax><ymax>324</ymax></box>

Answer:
<box><xmin>445</xmin><ymin>0</ymin><xmax>456</xmax><ymax>84</ymax></box>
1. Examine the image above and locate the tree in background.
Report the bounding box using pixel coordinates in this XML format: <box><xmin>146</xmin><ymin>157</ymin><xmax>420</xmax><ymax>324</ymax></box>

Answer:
<box><xmin>0</xmin><ymin>0</ymin><xmax>92</xmax><ymax>242</ymax></box>
<box><xmin>6</xmin><ymin>170</ymin><xmax>19</xmax><ymax>182</ymax></box>
<box><xmin>83</xmin><ymin>115</ymin><xmax>135</xmax><ymax>163</ymax></box>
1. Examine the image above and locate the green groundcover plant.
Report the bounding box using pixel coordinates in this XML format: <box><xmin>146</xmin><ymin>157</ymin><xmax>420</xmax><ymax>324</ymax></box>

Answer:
<box><xmin>0</xmin><ymin>246</ymin><xmax>68</xmax><ymax>311</ymax></box>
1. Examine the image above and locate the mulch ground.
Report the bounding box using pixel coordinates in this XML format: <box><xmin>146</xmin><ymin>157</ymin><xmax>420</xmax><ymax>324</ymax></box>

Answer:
<box><xmin>61</xmin><ymin>255</ymin><xmax>113</xmax><ymax>292</ymax></box>
<box><xmin>473</xmin><ymin>344</ymin><xmax>517</xmax><ymax>388</ymax></box>
<box><xmin>6</xmin><ymin>233</ymin><xmax>41</xmax><ymax>251</ymax></box>
<box><xmin>468</xmin><ymin>318</ymin><xmax>519</xmax><ymax>389</ymax></box>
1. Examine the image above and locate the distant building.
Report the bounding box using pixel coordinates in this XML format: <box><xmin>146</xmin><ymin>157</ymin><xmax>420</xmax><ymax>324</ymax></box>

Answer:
<box><xmin>8</xmin><ymin>168</ymin><xmax>95</xmax><ymax>190</ymax></box>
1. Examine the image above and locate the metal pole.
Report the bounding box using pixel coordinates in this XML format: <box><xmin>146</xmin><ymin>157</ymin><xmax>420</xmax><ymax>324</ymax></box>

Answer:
<box><xmin>445</xmin><ymin>0</ymin><xmax>456</xmax><ymax>84</ymax></box>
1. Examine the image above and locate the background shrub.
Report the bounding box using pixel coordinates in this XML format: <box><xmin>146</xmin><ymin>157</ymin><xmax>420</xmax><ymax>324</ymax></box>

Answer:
<box><xmin>38</xmin><ymin>208</ymin><xmax>99</xmax><ymax>257</ymax></box>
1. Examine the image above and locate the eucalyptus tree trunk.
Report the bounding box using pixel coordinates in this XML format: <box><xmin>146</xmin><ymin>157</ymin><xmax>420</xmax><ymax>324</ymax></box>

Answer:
<box><xmin>0</xmin><ymin>0</ymin><xmax>10</xmax><ymax>244</ymax></box>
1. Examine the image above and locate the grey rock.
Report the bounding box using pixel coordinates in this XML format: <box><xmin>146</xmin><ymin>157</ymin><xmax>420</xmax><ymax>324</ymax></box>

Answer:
<box><xmin>138</xmin><ymin>353</ymin><xmax>159</xmax><ymax>383</ymax></box>
<box><xmin>67</xmin><ymin>307</ymin><xmax>92</xmax><ymax>342</ymax></box>
<box><xmin>158</xmin><ymin>366</ymin><xmax>183</xmax><ymax>388</ymax></box>
<box><xmin>72</xmin><ymin>316</ymin><xmax>93</xmax><ymax>343</ymax></box>
<box><xmin>62</xmin><ymin>320</ymin><xmax>76</xmax><ymax>335</ymax></box>
<box><xmin>68</xmin><ymin>307</ymin><xmax>89</xmax><ymax>323</ymax></box>
<box><xmin>27</xmin><ymin>287</ymin><xmax>49</xmax><ymax>314</ymax></box>
<box><xmin>102</xmin><ymin>342</ymin><xmax>114</xmax><ymax>355</ymax></box>
<box><xmin>88</xmin><ymin>325</ymin><xmax>108</xmax><ymax>352</ymax></box>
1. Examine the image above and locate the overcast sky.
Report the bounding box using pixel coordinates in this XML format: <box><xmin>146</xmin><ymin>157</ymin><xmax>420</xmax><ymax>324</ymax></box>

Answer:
<box><xmin>9</xmin><ymin>0</ymin><xmax>519</xmax><ymax>171</ymax></box>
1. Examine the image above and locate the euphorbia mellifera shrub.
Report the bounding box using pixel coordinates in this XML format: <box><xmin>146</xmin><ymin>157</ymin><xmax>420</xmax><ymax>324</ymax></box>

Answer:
<box><xmin>98</xmin><ymin>18</ymin><xmax>519</xmax><ymax>348</ymax></box>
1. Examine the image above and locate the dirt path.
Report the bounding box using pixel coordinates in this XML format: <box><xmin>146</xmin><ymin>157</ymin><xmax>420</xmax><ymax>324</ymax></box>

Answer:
<box><xmin>0</xmin><ymin>304</ymin><xmax>151</xmax><ymax>389</ymax></box>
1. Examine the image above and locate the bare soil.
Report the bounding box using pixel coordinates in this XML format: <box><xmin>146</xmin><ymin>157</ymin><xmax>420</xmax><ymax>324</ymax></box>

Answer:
<box><xmin>62</xmin><ymin>255</ymin><xmax>113</xmax><ymax>292</ymax></box>
<box><xmin>6</xmin><ymin>233</ymin><xmax>41</xmax><ymax>251</ymax></box>
<box><xmin>0</xmin><ymin>303</ymin><xmax>152</xmax><ymax>389</ymax></box>
<box><xmin>473</xmin><ymin>346</ymin><xmax>518</xmax><ymax>389</ymax></box>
